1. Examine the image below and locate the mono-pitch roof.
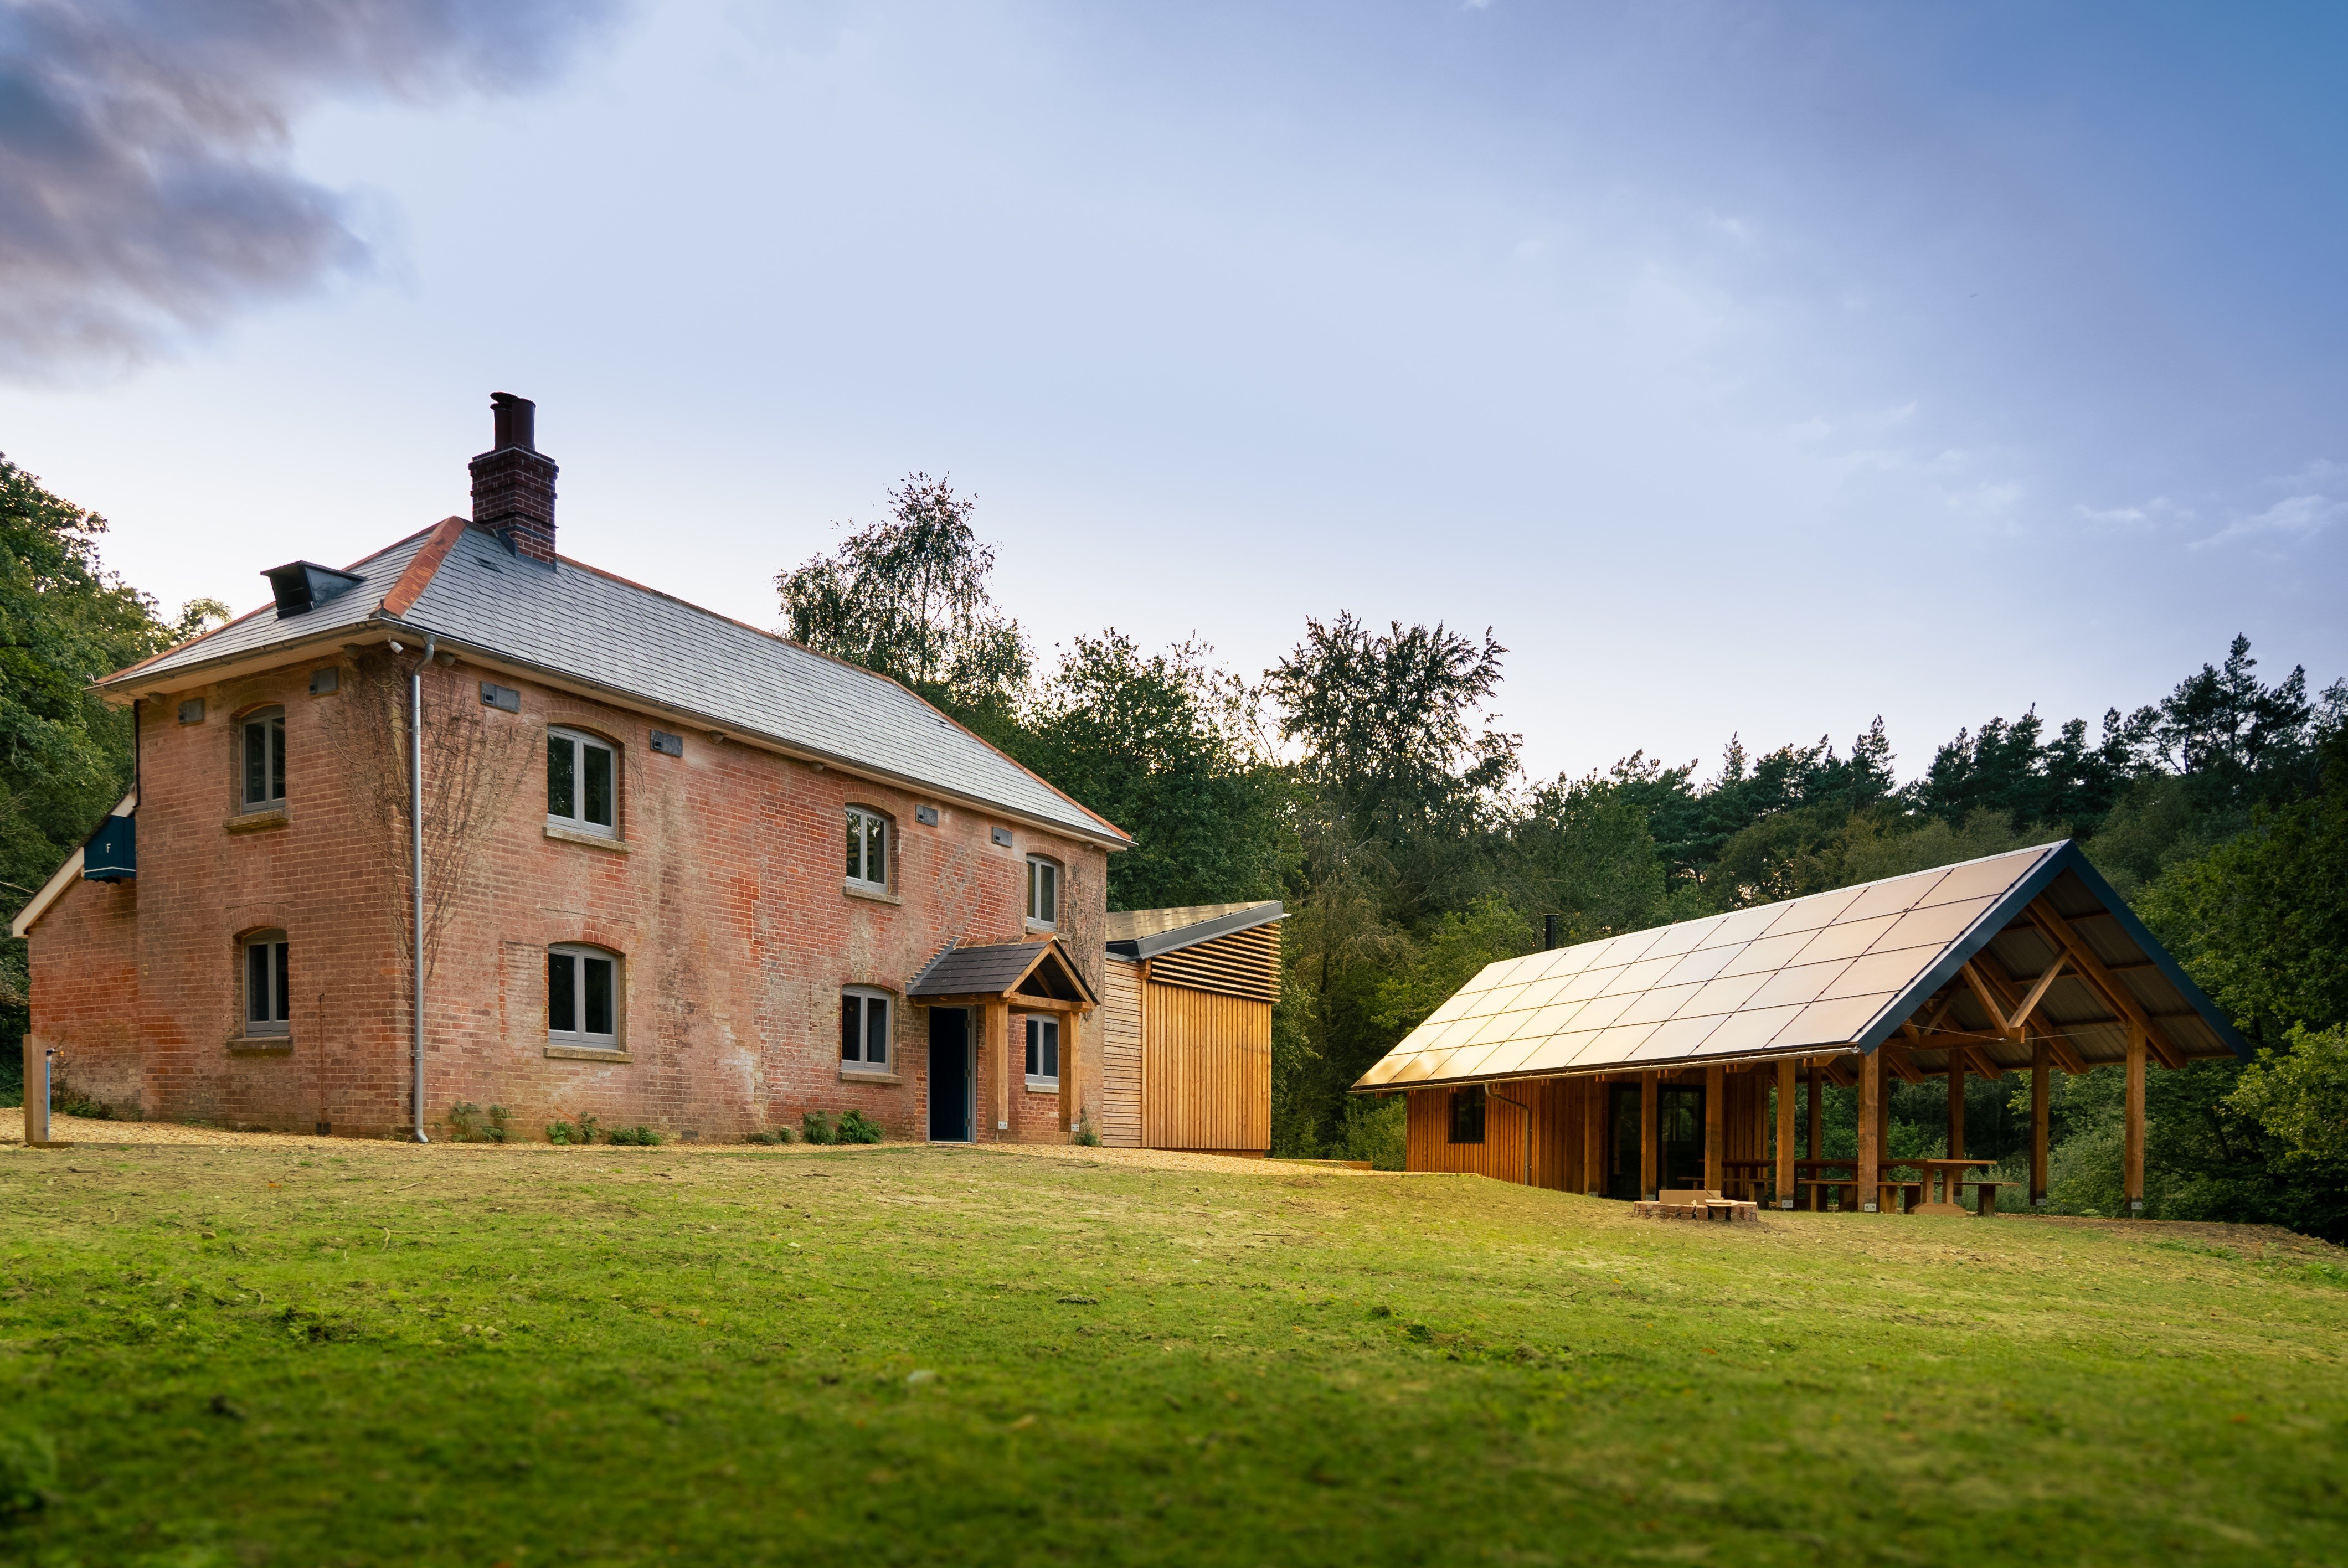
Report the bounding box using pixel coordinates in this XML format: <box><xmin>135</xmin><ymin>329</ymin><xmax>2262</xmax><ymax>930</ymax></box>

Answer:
<box><xmin>1353</xmin><ymin>841</ymin><xmax>2245</xmax><ymax>1094</ymax></box>
<box><xmin>101</xmin><ymin>520</ymin><xmax>1128</xmax><ymax>848</ymax></box>
<box><xmin>1104</xmin><ymin>901</ymin><xmax>1284</xmax><ymax>960</ymax></box>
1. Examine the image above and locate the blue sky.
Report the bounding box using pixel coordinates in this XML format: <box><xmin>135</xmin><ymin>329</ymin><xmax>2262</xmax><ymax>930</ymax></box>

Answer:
<box><xmin>3</xmin><ymin>1</ymin><xmax>2341</xmax><ymax>783</ymax></box>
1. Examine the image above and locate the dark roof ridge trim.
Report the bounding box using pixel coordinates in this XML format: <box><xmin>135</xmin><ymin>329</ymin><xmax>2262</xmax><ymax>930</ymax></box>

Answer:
<box><xmin>1850</xmin><ymin>840</ymin><xmax>2248</xmax><ymax>1062</ymax></box>
<box><xmin>1109</xmin><ymin>900</ymin><xmax>1285</xmax><ymax>960</ymax></box>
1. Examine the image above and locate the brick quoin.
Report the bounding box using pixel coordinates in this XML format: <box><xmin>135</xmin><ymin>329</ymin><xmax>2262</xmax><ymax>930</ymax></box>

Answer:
<box><xmin>24</xmin><ymin>657</ymin><xmax>1110</xmax><ymax>1143</ymax></box>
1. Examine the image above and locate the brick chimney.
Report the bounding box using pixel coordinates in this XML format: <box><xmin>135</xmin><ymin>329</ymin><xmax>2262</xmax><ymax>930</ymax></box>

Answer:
<box><xmin>468</xmin><ymin>393</ymin><xmax>558</xmax><ymax>563</ymax></box>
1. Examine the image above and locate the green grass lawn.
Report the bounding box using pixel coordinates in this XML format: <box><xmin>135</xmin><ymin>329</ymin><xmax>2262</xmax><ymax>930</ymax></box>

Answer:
<box><xmin>1</xmin><ymin>1139</ymin><xmax>2344</xmax><ymax>1567</ymax></box>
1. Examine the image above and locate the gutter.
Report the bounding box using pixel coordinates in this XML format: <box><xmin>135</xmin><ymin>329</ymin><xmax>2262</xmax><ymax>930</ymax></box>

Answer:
<box><xmin>406</xmin><ymin>634</ymin><xmax>434</xmax><ymax>1142</ymax></box>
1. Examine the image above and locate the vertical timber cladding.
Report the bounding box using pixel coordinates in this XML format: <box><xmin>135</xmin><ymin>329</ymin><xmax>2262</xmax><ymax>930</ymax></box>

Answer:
<box><xmin>1139</xmin><ymin>922</ymin><xmax>1278</xmax><ymax>1153</ymax></box>
<box><xmin>1402</xmin><ymin>1078</ymin><xmax>1593</xmax><ymax>1187</ymax></box>
<box><xmin>1097</xmin><ymin>959</ymin><xmax>1144</xmax><ymax>1148</ymax></box>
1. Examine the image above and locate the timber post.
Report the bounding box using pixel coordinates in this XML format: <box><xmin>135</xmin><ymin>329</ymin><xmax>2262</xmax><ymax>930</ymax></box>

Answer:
<box><xmin>987</xmin><ymin>998</ymin><xmax>1010</xmax><ymax>1140</ymax></box>
<box><xmin>1775</xmin><ymin>1056</ymin><xmax>1795</xmax><ymax>1209</ymax></box>
<box><xmin>1639</xmin><ymin>1070</ymin><xmax>1659</xmax><ymax>1201</ymax></box>
<box><xmin>1059</xmin><ymin>1007</ymin><xmax>1079</xmax><ymax>1134</ymax></box>
<box><xmin>1858</xmin><ymin>1050</ymin><xmax>1881</xmax><ymax>1211</ymax></box>
<box><xmin>2031</xmin><ymin>1040</ymin><xmax>2050</xmax><ymax>1206</ymax></box>
<box><xmin>1703</xmin><ymin>1064</ymin><xmax>1725</xmax><ymax>1193</ymax></box>
<box><xmin>1947</xmin><ymin>1050</ymin><xmax>1966</xmax><ymax>1160</ymax></box>
<box><xmin>1583</xmin><ymin>1077</ymin><xmax>1605</xmax><ymax>1195</ymax></box>
<box><xmin>2125</xmin><ymin>1022</ymin><xmax>2147</xmax><ymax>1215</ymax></box>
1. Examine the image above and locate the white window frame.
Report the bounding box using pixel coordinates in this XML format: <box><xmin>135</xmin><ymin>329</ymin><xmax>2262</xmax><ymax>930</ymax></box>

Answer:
<box><xmin>1025</xmin><ymin>855</ymin><xmax>1059</xmax><ymax>931</ymax></box>
<box><xmin>548</xmin><ymin>943</ymin><xmax>621</xmax><ymax>1049</ymax></box>
<box><xmin>841</xmin><ymin>986</ymin><xmax>893</xmax><ymax>1072</ymax></box>
<box><xmin>547</xmin><ymin>727</ymin><xmax>619</xmax><ymax>838</ymax></box>
<box><xmin>845</xmin><ymin>806</ymin><xmax>889</xmax><ymax>890</ymax></box>
<box><xmin>243</xmin><ymin>930</ymin><xmax>290</xmax><ymax>1037</ymax></box>
<box><xmin>239</xmin><ymin>706</ymin><xmax>286</xmax><ymax>812</ymax></box>
<box><xmin>1023</xmin><ymin>1014</ymin><xmax>1060</xmax><ymax>1090</ymax></box>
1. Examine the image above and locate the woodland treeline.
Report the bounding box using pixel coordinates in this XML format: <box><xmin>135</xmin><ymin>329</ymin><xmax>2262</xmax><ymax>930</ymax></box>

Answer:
<box><xmin>7</xmin><ymin>464</ymin><xmax>2345</xmax><ymax>1238</ymax></box>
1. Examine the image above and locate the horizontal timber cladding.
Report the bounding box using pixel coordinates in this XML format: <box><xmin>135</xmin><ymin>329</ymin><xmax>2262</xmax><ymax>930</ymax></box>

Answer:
<box><xmin>1144</xmin><ymin>922</ymin><xmax>1280</xmax><ymax>1004</ymax></box>
<box><xmin>1098</xmin><ymin>960</ymin><xmax>1144</xmax><ymax>1148</ymax></box>
<box><xmin>1403</xmin><ymin>1078</ymin><xmax>1593</xmax><ymax>1188</ymax></box>
<box><xmin>1141</xmin><ymin>981</ymin><xmax>1271</xmax><ymax>1153</ymax></box>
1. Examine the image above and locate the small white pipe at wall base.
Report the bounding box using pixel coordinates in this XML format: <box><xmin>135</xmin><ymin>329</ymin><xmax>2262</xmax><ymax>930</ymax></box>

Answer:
<box><xmin>408</xmin><ymin>634</ymin><xmax>434</xmax><ymax>1143</ymax></box>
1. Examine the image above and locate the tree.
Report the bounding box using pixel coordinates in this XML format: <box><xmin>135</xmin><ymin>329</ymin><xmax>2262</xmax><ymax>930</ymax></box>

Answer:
<box><xmin>1019</xmin><ymin>632</ymin><xmax>1290</xmax><ymax>911</ymax></box>
<box><xmin>0</xmin><ymin>453</ymin><xmax>223</xmax><ymax>1058</ymax></box>
<box><xmin>776</xmin><ymin>474</ymin><xmax>1030</xmax><ymax>724</ymax></box>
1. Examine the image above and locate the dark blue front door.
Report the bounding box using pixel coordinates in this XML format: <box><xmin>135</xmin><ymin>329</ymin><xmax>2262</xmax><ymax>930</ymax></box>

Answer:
<box><xmin>928</xmin><ymin>1008</ymin><xmax>971</xmax><ymax>1142</ymax></box>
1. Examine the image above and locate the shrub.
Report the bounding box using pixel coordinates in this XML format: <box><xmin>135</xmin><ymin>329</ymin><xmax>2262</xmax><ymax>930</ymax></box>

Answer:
<box><xmin>800</xmin><ymin>1110</ymin><xmax>837</xmax><ymax>1146</ymax></box>
<box><xmin>745</xmin><ymin>1127</ymin><xmax>795</xmax><ymax>1145</ymax></box>
<box><xmin>607</xmin><ymin>1125</ymin><xmax>663</xmax><ymax>1147</ymax></box>
<box><xmin>1072</xmin><ymin>1112</ymin><xmax>1101</xmax><ymax>1148</ymax></box>
<box><xmin>446</xmin><ymin>1102</ymin><xmax>483</xmax><ymax>1142</ymax></box>
<box><xmin>836</xmin><ymin>1108</ymin><xmax>882</xmax><ymax>1144</ymax></box>
<box><xmin>484</xmin><ymin>1106</ymin><xmax>512</xmax><ymax>1144</ymax></box>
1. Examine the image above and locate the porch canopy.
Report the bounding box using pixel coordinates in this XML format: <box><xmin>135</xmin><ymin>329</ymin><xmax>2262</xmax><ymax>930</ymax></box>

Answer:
<box><xmin>1353</xmin><ymin>842</ymin><xmax>2247</xmax><ymax>1210</ymax></box>
<box><xmin>909</xmin><ymin>938</ymin><xmax>1098</xmax><ymax>1139</ymax></box>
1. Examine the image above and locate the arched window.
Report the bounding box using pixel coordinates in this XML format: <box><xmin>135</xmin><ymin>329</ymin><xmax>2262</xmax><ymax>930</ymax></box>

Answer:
<box><xmin>845</xmin><ymin>806</ymin><xmax>889</xmax><ymax>890</ymax></box>
<box><xmin>841</xmin><ymin>987</ymin><xmax>893</xmax><ymax>1072</ymax></box>
<box><xmin>243</xmin><ymin>930</ymin><xmax>290</xmax><ymax>1036</ymax></box>
<box><xmin>548</xmin><ymin>728</ymin><xmax>618</xmax><ymax>837</ymax></box>
<box><xmin>549</xmin><ymin>944</ymin><xmax>621</xmax><ymax>1048</ymax></box>
<box><xmin>1025</xmin><ymin>855</ymin><xmax>1059</xmax><ymax>931</ymax></box>
<box><xmin>240</xmin><ymin>706</ymin><xmax>286</xmax><ymax>812</ymax></box>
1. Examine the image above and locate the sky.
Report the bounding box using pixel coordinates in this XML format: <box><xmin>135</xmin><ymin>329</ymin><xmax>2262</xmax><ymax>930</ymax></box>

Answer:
<box><xmin>3</xmin><ymin>0</ymin><xmax>2342</xmax><ymax>786</ymax></box>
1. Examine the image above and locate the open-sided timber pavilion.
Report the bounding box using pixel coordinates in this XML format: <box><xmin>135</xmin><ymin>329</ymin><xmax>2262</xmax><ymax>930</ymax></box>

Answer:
<box><xmin>1352</xmin><ymin>842</ymin><xmax>2247</xmax><ymax>1214</ymax></box>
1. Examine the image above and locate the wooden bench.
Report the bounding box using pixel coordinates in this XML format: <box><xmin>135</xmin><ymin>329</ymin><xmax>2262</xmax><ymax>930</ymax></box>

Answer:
<box><xmin>1798</xmin><ymin>1177</ymin><xmax>1857</xmax><ymax>1211</ymax></box>
<box><xmin>1961</xmin><ymin>1179</ymin><xmax>2020</xmax><ymax>1217</ymax></box>
<box><xmin>1878</xmin><ymin>1181</ymin><xmax>1924</xmax><ymax>1214</ymax></box>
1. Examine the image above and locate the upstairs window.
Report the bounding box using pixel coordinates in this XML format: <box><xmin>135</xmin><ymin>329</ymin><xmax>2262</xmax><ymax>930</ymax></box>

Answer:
<box><xmin>1449</xmin><ymin>1085</ymin><xmax>1486</xmax><ymax>1145</ymax></box>
<box><xmin>1023</xmin><ymin>1015</ymin><xmax>1060</xmax><ymax>1088</ymax></box>
<box><xmin>240</xmin><ymin>707</ymin><xmax>286</xmax><ymax>811</ymax></box>
<box><xmin>841</xmin><ymin>987</ymin><xmax>892</xmax><ymax>1071</ymax></box>
<box><xmin>549</xmin><ymin>944</ymin><xmax>620</xmax><ymax>1048</ymax></box>
<box><xmin>548</xmin><ymin>728</ymin><xmax>617</xmax><ymax>837</ymax></box>
<box><xmin>1026</xmin><ymin>855</ymin><xmax>1059</xmax><ymax>930</ymax></box>
<box><xmin>845</xmin><ymin>807</ymin><xmax>888</xmax><ymax>889</ymax></box>
<box><xmin>243</xmin><ymin>931</ymin><xmax>290</xmax><ymax>1036</ymax></box>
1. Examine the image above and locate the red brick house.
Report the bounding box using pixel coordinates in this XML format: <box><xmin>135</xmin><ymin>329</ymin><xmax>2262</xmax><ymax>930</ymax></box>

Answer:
<box><xmin>11</xmin><ymin>395</ymin><xmax>1131</xmax><ymax>1143</ymax></box>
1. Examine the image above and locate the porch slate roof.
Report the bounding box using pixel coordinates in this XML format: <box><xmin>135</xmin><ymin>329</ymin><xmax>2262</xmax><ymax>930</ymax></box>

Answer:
<box><xmin>1353</xmin><ymin>841</ymin><xmax>2246</xmax><ymax>1094</ymax></box>
<box><xmin>907</xmin><ymin>939</ymin><xmax>1099</xmax><ymax>1005</ymax></box>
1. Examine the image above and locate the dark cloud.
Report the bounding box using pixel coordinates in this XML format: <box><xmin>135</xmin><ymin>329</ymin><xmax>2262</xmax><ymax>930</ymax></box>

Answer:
<box><xmin>0</xmin><ymin>0</ymin><xmax>619</xmax><ymax>377</ymax></box>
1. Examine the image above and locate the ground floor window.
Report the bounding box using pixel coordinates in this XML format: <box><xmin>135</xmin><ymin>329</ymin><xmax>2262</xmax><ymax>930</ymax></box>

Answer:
<box><xmin>549</xmin><ymin>945</ymin><xmax>620</xmax><ymax>1048</ymax></box>
<box><xmin>1449</xmin><ymin>1085</ymin><xmax>1485</xmax><ymax>1144</ymax></box>
<box><xmin>1023</xmin><ymin>1015</ymin><xmax>1060</xmax><ymax>1088</ymax></box>
<box><xmin>243</xmin><ymin>931</ymin><xmax>290</xmax><ymax>1036</ymax></box>
<box><xmin>842</xmin><ymin>987</ymin><xmax>892</xmax><ymax>1071</ymax></box>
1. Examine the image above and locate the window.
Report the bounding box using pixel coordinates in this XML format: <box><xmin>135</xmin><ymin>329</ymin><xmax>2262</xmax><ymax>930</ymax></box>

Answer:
<box><xmin>841</xmin><ymin>987</ymin><xmax>892</xmax><ymax>1071</ymax></box>
<box><xmin>1449</xmin><ymin>1085</ymin><xmax>1486</xmax><ymax>1145</ymax></box>
<box><xmin>1026</xmin><ymin>855</ymin><xmax>1059</xmax><ymax>929</ymax></box>
<box><xmin>549</xmin><ymin>945</ymin><xmax>620</xmax><ymax>1048</ymax></box>
<box><xmin>548</xmin><ymin>728</ymin><xmax>617</xmax><ymax>837</ymax></box>
<box><xmin>845</xmin><ymin>807</ymin><xmax>888</xmax><ymax>889</ymax></box>
<box><xmin>240</xmin><ymin>706</ymin><xmax>286</xmax><ymax>811</ymax></box>
<box><xmin>1023</xmin><ymin>1015</ymin><xmax>1060</xmax><ymax>1088</ymax></box>
<box><xmin>243</xmin><ymin>931</ymin><xmax>290</xmax><ymax>1036</ymax></box>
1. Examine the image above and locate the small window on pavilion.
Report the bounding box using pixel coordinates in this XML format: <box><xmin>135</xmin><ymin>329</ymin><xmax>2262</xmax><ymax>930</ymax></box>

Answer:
<box><xmin>549</xmin><ymin>945</ymin><xmax>621</xmax><ymax>1048</ymax></box>
<box><xmin>1025</xmin><ymin>855</ymin><xmax>1059</xmax><ymax>931</ymax></box>
<box><xmin>240</xmin><ymin>706</ymin><xmax>286</xmax><ymax>812</ymax></box>
<box><xmin>1023</xmin><ymin>1015</ymin><xmax>1060</xmax><ymax>1089</ymax></box>
<box><xmin>845</xmin><ymin>807</ymin><xmax>889</xmax><ymax>890</ymax></box>
<box><xmin>841</xmin><ymin>987</ymin><xmax>892</xmax><ymax>1072</ymax></box>
<box><xmin>548</xmin><ymin>728</ymin><xmax>617</xmax><ymax>837</ymax></box>
<box><xmin>243</xmin><ymin>930</ymin><xmax>290</xmax><ymax>1037</ymax></box>
<box><xmin>1448</xmin><ymin>1085</ymin><xmax>1485</xmax><ymax>1145</ymax></box>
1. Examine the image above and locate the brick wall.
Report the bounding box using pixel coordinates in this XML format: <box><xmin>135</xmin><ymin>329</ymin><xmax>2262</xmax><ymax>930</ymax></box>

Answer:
<box><xmin>24</xmin><ymin>652</ymin><xmax>1110</xmax><ymax>1143</ymax></box>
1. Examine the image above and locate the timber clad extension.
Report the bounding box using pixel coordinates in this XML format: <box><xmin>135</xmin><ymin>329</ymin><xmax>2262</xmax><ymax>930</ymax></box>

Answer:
<box><xmin>12</xmin><ymin>395</ymin><xmax>1133</xmax><ymax>1143</ymax></box>
<box><xmin>1099</xmin><ymin>902</ymin><xmax>1281</xmax><ymax>1156</ymax></box>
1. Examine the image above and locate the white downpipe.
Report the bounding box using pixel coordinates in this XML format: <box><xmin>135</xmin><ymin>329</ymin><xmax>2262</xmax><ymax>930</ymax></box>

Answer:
<box><xmin>410</xmin><ymin>635</ymin><xmax>434</xmax><ymax>1142</ymax></box>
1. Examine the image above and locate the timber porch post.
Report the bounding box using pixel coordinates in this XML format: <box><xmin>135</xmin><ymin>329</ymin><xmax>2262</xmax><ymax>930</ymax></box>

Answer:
<box><xmin>1947</xmin><ymin>1050</ymin><xmax>1966</xmax><ymax>1160</ymax></box>
<box><xmin>987</xmin><ymin>999</ymin><xmax>1010</xmax><ymax>1139</ymax></box>
<box><xmin>1583</xmin><ymin>1077</ymin><xmax>1605</xmax><ymax>1195</ymax></box>
<box><xmin>2125</xmin><ymin>1023</ymin><xmax>2147</xmax><ymax>1215</ymax></box>
<box><xmin>2030</xmin><ymin>1041</ymin><xmax>2050</xmax><ymax>1206</ymax></box>
<box><xmin>1639</xmin><ymin>1070</ymin><xmax>1659</xmax><ymax>1201</ymax></box>
<box><xmin>1858</xmin><ymin>1050</ymin><xmax>1882</xmax><ymax>1211</ymax></box>
<box><xmin>1703</xmin><ymin>1064</ymin><xmax>1724</xmax><ymax>1192</ymax></box>
<box><xmin>1059</xmin><ymin>1007</ymin><xmax>1080</xmax><ymax>1134</ymax></box>
<box><xmin>1775</xmin><ymin>1057</ymin><xmax>1795</xmax><ymax>1209</ymax></box>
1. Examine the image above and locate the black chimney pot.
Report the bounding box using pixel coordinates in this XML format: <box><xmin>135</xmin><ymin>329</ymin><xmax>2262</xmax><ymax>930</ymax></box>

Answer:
<box><xmin>1543</xmin><ymin>914</ymin><xmax>1561</xmax><ymax>951</ymax></box>
<box><xmin>490</xmin><ymin>391</ymin><xmax>535</xmax><ymax>452</ymax></box>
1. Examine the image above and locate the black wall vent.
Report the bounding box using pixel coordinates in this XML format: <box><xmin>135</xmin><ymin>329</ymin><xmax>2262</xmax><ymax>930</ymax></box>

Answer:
<box><xmin>991</xmin><ymin>826</ymin><xmax>1014</xmax><ymax>848</ymax></box>
<box><xmin>177</xmin><ymin>699</ymin><xmax>205</xmax><ymax>724</ymax></box>
<box><xmin>261</xmin><ymin>561</ymin><xmax>363</xmax><ymax>618</ymax></box>
<box><xmin>650</xmin><ymin>730</ymin><xmax>684</xmax><ymax>757</ymax></box>
<box><xmin>915</xmin><ymin>804</ymin><xmax>939</xmax><ymax>826</ymax></box>
<box><xmin>480</xmin><ymin>682</ymin><xmax>521</xmax><ymax>712</ymax></box>
<box><xmin>308</xmin><ymin>667</ymin><xmax>340</xmax><ymax>696</ymax></box>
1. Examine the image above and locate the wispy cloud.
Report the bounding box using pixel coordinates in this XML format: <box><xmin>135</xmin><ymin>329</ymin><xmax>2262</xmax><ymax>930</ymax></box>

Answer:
<box><xmin>0</xmin><ymin>0</ymin><xmax>620</xmax><ymax>379</ymax></box>
<box><xmin>2193</xmin><ymin>490</ymin><xmax>2344</xmax><ymax>550</ymax></box>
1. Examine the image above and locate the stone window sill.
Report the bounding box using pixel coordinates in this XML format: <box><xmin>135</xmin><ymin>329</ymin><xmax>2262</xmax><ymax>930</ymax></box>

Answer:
<box><xmin>226</xmin><ymin>1037</ymin><xmax>292</xmax><ymax>1055</ymax></box>
<box><xmin>226</xmin><ymin>808</ymin><xmax>289</xmax><ymax>834</ymax></box>
<box><xmin>545</xmin><ymin>824</ymin><xmax>628</xmax><ymax>853</ymax></box>
<box><xmin>1024</xmin><ymin>1080</ymin><xmax>1061</xmax><ymax>1095</ymax></box>
<box><xmin>1024</xmin><ymin>919</ymin><xmax>1058</xmax><ymax>935</ymax></box>
<box><xmin>545</xmin><ymin>1045</ymin><xmax>631</xmax><ymax>1062</ymax></box>
<box><xmin>841</xmin><ymin>1068</ymin><xmax>901</xmax><ymax>1086</ymax></box>
<box><xmin>842</xmin><ymin>880</ymin><xmax>900</xmax><ymax>905</ymax></box>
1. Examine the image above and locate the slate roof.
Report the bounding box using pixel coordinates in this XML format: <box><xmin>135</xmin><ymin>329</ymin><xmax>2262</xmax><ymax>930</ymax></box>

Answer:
<box><xmin>1104</xmin><ymin>901</ymin><xmax>1284</xmax><ymax>959</ymax></box>
<box><xmin>1353</xmin><ymin>842</ymin><xmax>2245</xmax><ymax>1094</ymax></box>
<box><xmin>105</xmin><ymin>522</ymin><xmax>1127</xmax><ymax>847</ymax></box>
<box><xmin>907</xmin><ymin>940</ymin><xmax>1098</xmax><ymax>1004</ymax></box>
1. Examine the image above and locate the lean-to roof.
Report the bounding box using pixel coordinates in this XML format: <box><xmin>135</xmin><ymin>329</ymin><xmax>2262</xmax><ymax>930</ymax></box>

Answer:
<box><xmin>1353</xmin><ymin>841</ymin><xmax>2245</xmax><ymax>1094</ymax></box>
<box><xmin>102</xmin><ymin>520</ymin><xmax>1127</xmax><ymax>848</ymax></box>
<box><xmin>1104</xmin><ymin>901</ymin><xmax>1284</xmax><ymax>959</ymax></box>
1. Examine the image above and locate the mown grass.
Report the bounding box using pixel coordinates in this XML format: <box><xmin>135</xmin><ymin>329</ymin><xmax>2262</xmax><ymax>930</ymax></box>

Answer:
<box><xmin>1</xmin><ymin>1139</ymin><xmax>2344</xmax><ymax>1567</ymax></box>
